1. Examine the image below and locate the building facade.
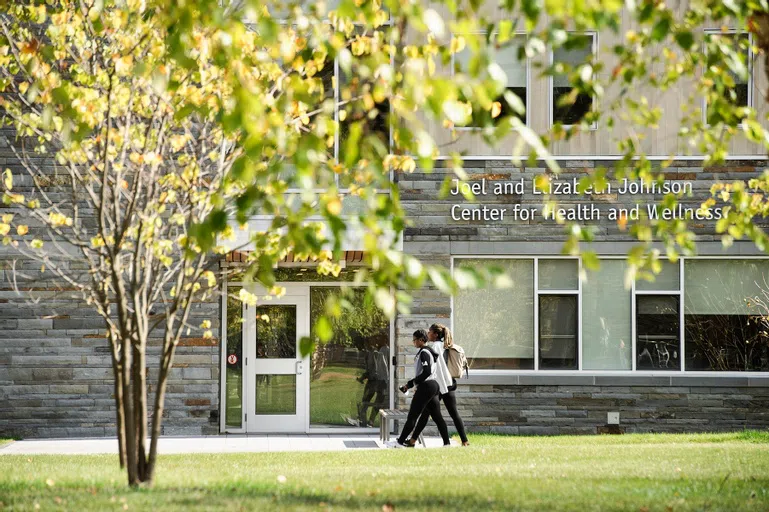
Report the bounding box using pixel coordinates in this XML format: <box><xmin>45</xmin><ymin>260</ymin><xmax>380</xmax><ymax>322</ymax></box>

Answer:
<box><xmin>2</xmin><ymin>15</ymin><xmax>769</xmax><ymax>437</ymax></box>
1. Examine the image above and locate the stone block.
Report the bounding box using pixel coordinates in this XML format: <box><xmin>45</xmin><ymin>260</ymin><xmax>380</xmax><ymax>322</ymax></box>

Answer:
<box><xmin>518</xmin><ymin>426</ymin><xmax>559</xmax><ymax>435</ymax></box>
<box><xmin>182</xmin><ymin>368</ymin><xmax>212</xmax><ymax>380</ymax></box>
<box><xmin>49</xmin><ymin>385</ymin><xmax>89</xmax><ymax>395</ymax></box>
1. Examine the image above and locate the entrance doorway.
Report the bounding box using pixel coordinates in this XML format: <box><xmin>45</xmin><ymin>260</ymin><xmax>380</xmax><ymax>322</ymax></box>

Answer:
<box><xmin>222</xmin><ymin>281</ymin><xmax>392</xmax><ymax>434</ymax></box>
<box><xmin>245</xmin><ymin>293</ymin><xmax>309</xmax><ymax>433</ymax></box>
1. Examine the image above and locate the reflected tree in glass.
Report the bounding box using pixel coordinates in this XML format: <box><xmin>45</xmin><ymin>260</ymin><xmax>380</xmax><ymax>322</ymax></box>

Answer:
<box><xmin>309</xmin><ymin>287</ymin><xmax>389</xmax><ymax>427</ymax></box>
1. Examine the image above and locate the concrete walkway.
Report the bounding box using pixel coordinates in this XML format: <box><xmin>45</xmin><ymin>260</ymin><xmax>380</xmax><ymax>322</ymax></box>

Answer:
<box><xmin>0</xmin><ymin>435</ymin><xmax>451</xmax><ymax>455</ymax></box>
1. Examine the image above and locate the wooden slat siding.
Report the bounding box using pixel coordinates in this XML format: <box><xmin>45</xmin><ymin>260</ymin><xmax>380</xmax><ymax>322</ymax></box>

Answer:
<box><xmin>423</xmin><ymin>2</ymin><xmax>767</xmax><ymax>158</ymax></box>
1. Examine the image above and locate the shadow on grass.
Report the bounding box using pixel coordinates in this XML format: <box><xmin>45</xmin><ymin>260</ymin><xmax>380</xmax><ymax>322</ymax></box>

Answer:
<box><xmin>0</xmin><ymin>483</ymin><xmax>512</xmax><ymax>511</ymax></box>
<box><xmin>3</xmin><ymin>477</ymin><xmax>769</xmax><ymax>512</ymax></box>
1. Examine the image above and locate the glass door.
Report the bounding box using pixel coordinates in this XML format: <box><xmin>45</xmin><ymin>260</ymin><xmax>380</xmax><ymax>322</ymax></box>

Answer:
<box><xmin>245</xmin><ymin>294</ymin><xmax>309</xmax><ymax>432</ymax></box>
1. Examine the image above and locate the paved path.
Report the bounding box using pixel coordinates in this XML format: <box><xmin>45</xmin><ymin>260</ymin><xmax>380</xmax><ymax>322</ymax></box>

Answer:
<box><xmin>0</xmin><ymin>435</ymin><xmax>451</xmax><ymax>455</ymax></box>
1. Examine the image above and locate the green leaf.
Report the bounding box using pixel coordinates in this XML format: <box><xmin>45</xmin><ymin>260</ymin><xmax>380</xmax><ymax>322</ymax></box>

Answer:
<box><xmin>582</xmin><ymin>251</ymin><xmax>600</xmax><ymax>271</ymax></box>
<box><xmin>674</xmin><ymin>31</ymin><xmax>694</xmax><ymax>50</ymax></box>
<box><xmin>315</xmin><ymin>315</ymin><xmax>333</xmax><ymax>343</ymax></box>
<box><xmin>498</xmin><ymin>20</ymin><xmax>513</xmax><ymax>44</ymax></box>
<box><xmin>427</xmin><ymin>267</ymin><xmax>455</xmax><ymax>295</ymax></box>
<box><xmin>650</xmin><ymin>17</ymin><xmax>671</xmax><ymax>42</ymax></box>
<box><xmin>299</xmin><ymin>336</ymin><xmax>316</xmax><ymax>357</ymax></box>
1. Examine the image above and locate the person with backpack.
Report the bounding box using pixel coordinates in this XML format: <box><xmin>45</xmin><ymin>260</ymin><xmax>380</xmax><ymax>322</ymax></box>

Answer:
<box><xmin>386</xmin><ymin>329</ymin><xmax>450</xmax><ymax>448</ymax></box>
<box><xmin>405</xmin><ymin>323</ymin><xmax>470</xmax><ymax>447</ymax></box>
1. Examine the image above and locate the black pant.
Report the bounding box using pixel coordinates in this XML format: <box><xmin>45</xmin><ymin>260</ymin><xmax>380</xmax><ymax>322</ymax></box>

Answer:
<box><xmin>358</xmin><ymin>379</ymin><xmax>387</xmax><ymax>424</ymax></box>
<box><xmin>397</xmin><ymin>380</ymin><xmax>450</xmax><ymax>445</ymax></box>
<box><xmin>412</xmin><ymin>387</ymin><xmax>468</xmax><ymax>443</ymax></box>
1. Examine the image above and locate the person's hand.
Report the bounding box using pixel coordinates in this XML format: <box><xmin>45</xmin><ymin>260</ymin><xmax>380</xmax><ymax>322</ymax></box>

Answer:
<box><xmin>399</xmin><ymin>385</ymin><xmax>409</xmax><ymax>393</ymax></box>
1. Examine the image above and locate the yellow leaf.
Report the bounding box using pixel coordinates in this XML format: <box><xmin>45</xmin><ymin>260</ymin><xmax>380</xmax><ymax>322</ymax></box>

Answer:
<box><xmin>327</xmin><ymin>197</ymin><xmax>342</xmax><ymax>216</ymax></box>
<box><xmin>491</xmin><ymin>101</ymin><xmax>502</xmax><ymax>118</ymax></box>
<box><xmin>3</xmin><ymin>169</ymin><xmax>12</xmax><ymax>190</ymax></box>
<box><xmin>16</xmin><ymin>225</ymin><xmax>28</xmax><ymax>235</ymax></box>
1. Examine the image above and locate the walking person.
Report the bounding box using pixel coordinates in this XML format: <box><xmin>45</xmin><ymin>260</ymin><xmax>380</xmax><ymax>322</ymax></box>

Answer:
<box><xmin>406</xmin><ymin>323</ymin><xmax>470</xmax><ymax>447</ymax></box>
<box><xmin>386</xmin><ymin>329</ymin><xmax>450</xmax><ymax>447</ymax></box>
<box><xmin>355</xmin><ymin>339</ymin><xmax>388</xmax><ymax>427</ymax></box>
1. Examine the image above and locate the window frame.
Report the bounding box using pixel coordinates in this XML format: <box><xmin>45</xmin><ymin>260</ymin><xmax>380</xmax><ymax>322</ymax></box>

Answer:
<box><xmin>449</xmin><ymin>32</ymin><xmax>532</xmax><ymax>130</ymax></box>
<box><xmin>631</xmin><ymin>260</ymin><xmax>683</xmax><ymax>372</ymax></box>
<box><xmin>450</xmin><ymin>255</ymin><xmax>769</xmax><ymax>376</ymax></box>
<box><xmin>701</xmin><ymin>28</ymin><xmax>754</xmax><ymax>127</ymax></box>
<box><xmin>220</xmin><ymin>279</ymin><xmax>396</xmax><ymax>434</ymax></box>
<box><xmin>548</xmin><ymin>31</ymin><xmax>598</xmax><ymax>130</ymax></box>
<box><xmin>537</xmin><ymin>259</ymin><xmax>581</xmax><ymax>370</ymax></box>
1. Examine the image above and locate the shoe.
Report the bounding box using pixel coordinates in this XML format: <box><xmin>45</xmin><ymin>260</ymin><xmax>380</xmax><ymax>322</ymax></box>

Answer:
<box><xmin>462</xmin><ymin>441</ymin><xmax>470</xmax><ymax>447</ymax></box>
<box><xmin>384</xmin><ymin>440</ymin><xmax>407</xmax><ymax>449</ymax></box>
<box><xmin>405</xmin><ymin>439</ymin><xmax>417</xmax><ymax>448</ymax></box>
<box><xmin>343</xmin><ymin>415</ymin><xmax>360</xmax><ymax>427</ymax></box>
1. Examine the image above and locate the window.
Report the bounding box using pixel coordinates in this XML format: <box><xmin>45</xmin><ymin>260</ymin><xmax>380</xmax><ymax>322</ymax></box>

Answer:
<box><xmin>684</xmin><ymin>260</ymin><xmax>769</xmax><ymax>371</ymax></box>
<box><xmin>225</xmin><ymin>287</ymin><xmax>243</xmax><ymax>429</ymax></box>
<box><xmin>453</xmin><ymin>34</ymin><xmax>528</xmax><ymax>127</ymax></box>
<box><xmin>551</xmin><ymin>33</ymin><xmax>595</xmax><ymax>126</ymax></box>
<box><xmin>453</xmin><ymin>259</ymin><xmax>534</xmax><ymax>369</ymax></box>
<box><xmin>309</xmin><ymin>287</ymin><xmax>390</xmax><ymax>428</ymax></box>
<box><xmin>703</xmin><ymin>30</ymin><xmax>752</xmax><ymax>124</ymax></box>
<box><xmin>451</xmin><ymin>256</ymin><xmax>769</xmax><ymax>373</ymax></box>
<box><xmin>337</xmin><ymin>68</ymin><xmax>390</xmax><ymax>183</ymax></box>
<box><xmin>635</xmin><ymin>261</ymin><xmax>681</xmax><ymax>371</ymax></box>
<box><xmin>537</xmin><ymin>259</ymin><xmax>579</xmax><ymax>370</ymax></box>
<box><xmin>582</xmin><ymin>259</ymin><xmax>632</xmax><ymax>370</ymax></box>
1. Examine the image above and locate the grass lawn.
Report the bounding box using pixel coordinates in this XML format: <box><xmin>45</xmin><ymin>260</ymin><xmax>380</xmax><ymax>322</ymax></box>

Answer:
<box><xmin>1</xmin><ymin>432</ymin><xmax>768</xmax><ymax>511</ymax></box>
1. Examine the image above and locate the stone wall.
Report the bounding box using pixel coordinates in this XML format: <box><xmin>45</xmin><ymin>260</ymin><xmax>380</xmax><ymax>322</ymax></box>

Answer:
<box><xmin>0</xmin><ymin>132</ymin><xmax>222</xmax><ymax>439</ymax></box>
<box><xmin>423</xmin><ymin>377</ymin><xmax>769</xmax><ymax>435</ymax></box>
<box><xmin>0</xmin><ymin>280</ymin><xmax>221</xmax><ymax>438</ymax></box>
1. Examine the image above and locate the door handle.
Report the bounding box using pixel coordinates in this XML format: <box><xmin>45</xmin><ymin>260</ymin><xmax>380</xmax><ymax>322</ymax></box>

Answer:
<box><xmin>295</xmin><ymin>361</ymin><xmax>303</xmax><ymax>375</ymax></box>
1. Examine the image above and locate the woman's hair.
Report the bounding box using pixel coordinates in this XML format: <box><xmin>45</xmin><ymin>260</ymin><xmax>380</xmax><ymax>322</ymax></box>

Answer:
<box><xmin>429</xmin><ymin>323</ymin><xmax>453</xmax><ymax>349</ymax></box>
<box><xmin>412</xmin><ymin>329</ymin><xmax>428</xmax><ymax>343</ymax></box>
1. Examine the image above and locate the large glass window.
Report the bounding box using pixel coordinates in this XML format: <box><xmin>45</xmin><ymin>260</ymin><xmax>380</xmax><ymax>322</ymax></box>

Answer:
<box><xmin>451</xmin><ymin>257</ymin><xmax>769</xmax><ymax>373</ymax></box>
<box><xmin>309</xmin><ymin>287</ymin><xmax>390</xmax><ymax>428</ymax></box>
<box><xmin>225</xmin><ymin>287</ymin><xmax>243</xmax><ymax>429</ymax></box>
<box><xmin>704</xmin><ymin>31</ymin><xmax>751</xmax><ymax>124</ymax></box>
<box><xmin>454</xmin><ymin>259</ymin><xmax>534</xmax><ymax>369</ymax></box>
<box><xmin>684</xmin><ymin>260</ymin><xmax>769</xmax><ymax>371</ymax></box>
<box><xmin>552</xmin><ymin>34</ymin><xmax>595</xmax><ymax>125</ymax></box>
<box><xmin>582</xmin><ymin>260</ymin><xmax>632</xmax><ymax>370</ymax></box>
<box><xmin>454</xmin><ymin>34</ymin><xmax>528</xmax><ymax>126</ymax></box>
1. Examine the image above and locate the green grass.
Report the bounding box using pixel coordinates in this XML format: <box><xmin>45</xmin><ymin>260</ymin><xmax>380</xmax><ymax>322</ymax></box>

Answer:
<box><xmin>0</xmin><ymin>439</ymin><xmax>13</xmax><ymax>448</ymax></box>
<box><xmin>1</xmin><ymin>432</ymin><xmax>768</xmax><ymax>511</ymax></box>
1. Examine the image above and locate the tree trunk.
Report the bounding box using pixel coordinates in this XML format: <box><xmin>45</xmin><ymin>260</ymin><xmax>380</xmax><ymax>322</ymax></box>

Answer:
<box><xmin>145</xmin><ymin>353</ymin><xmax>172</xmax><ymax>485</ymax></box>
<box><xmin>111</xmin><ymin>359</ymin><xmax>126</xmax><ymax>468</ymax></box>
<box><xmin>133</xmin><ymin>342</ymin><xmax>149</xmax><ymax>482</ymax></box>
<box><xmin>121</xmin><ymin>338</ymin><xmax>138</xmax><ymax>486</ymax></box>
